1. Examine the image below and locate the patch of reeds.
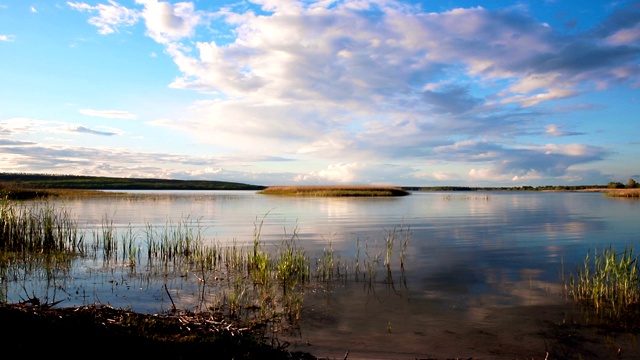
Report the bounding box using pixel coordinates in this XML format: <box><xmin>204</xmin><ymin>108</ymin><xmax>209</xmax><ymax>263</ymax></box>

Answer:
<box><xmin>0</xmin><ymin>199</ymin><xmax>84</xmax><ymax>254</ymax></box>
<box><xmin>258</xmin><ymin>185</ymin><xmax>410</xmax><ymax>197</ymax></box>
<box><xmin>604</xmin><ymin>189</ymin><xmax>640</xmax><ymax>198</ymax></box>
<box><xmin>0</xmin><ymin>199</ymin><xmax>412</xmax><ymax>335</ymax></box>
<box><xmin>0</xmin><ymin>185</ymin><xmax>114</xmax><ymax>200</ymax></box>
<box><xmin>567</xmin><ymin>246</ymin><xmax>640</xmax><ymax>322</ymax></box>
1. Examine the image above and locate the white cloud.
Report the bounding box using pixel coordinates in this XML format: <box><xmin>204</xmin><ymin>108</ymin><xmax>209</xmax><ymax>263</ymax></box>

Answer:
<box><xmin>293</xmin><ymin>162</ymin><xmax>412</xmax><ymax>185</ymax></box>
<box><xmin>68</xmin><ymin>0</ymin><xmax>139</xmax><ymax>35</ymax></box>
<box><xmin>67</xmin><ymin>0</ymin><xmax>638</xmax><ymax>185</ymax></box>
<box><xmin>79</xmin><ymin>109</ymin><xmax>138</xmax><ymax>119</ymax></box>
<box><xmin>135</xmin><ymin>0</ymin><xmax>201</xmax><ymax>43</ymax></box>
<box><xmin>0</xmin><ymin>34</ymin><xmax>16</xmax><ymax>42</ymax></box>
<box><xmin>502</xmin><ymin>88</ymin><xmax>578</xmax><ymax>107</ymax></box>
<box><xmin>0</xmin><ymin>118</ymin><xmax>57</xmax><ymax>135</ymax></box>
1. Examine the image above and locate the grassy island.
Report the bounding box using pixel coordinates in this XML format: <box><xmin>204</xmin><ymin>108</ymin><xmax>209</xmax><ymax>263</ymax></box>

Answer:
<box><xmin>258</xmin><ymin>185</ymin><xmax>410</xmax><ymax>197</ymax></box>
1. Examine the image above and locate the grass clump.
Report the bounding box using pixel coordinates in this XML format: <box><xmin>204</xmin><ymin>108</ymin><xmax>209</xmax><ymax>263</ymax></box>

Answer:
<box><xmin>567</xmin><ymin>246</ymin><xmax>640</xmax><ymax>323</ymax></box>
<box><xmin>604</xmin><ymin>189</ymin><xmax>640</xmax><ymax>198</ymax></box>
<box><xmin>0</xmin><ymin>199</ymin><xmax>413</xmax><ymax>350</ymax></box>
<box><xmin>258</xmin><ymin>185</ymin><xmax>410</xmax><ymax>197</ymax></box>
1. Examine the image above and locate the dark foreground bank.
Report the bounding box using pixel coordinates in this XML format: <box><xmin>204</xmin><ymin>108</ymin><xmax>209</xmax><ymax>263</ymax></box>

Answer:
<box><xmin>0</xmin><ymin>303</ymin><xmax>315</xmax><ymax>360</ymax></box>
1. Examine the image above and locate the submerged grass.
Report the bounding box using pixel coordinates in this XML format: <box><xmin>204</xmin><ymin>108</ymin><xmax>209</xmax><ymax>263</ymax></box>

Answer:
<box><xmin>0</xmin><ymin>199</ymin><xmax>411</xmax><ymax>335</ymax></box>
<box><xmin>258</xmin><ymin>185</ymin><xmax>410</xmax><ymax>197</ymax></box>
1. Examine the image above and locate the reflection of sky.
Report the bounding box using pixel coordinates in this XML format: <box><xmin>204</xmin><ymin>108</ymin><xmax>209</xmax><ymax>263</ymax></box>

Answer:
<box><xmin>16</xmin><ymin>191</ymin><xmax>640</xmax><ymax>314</ymax></box>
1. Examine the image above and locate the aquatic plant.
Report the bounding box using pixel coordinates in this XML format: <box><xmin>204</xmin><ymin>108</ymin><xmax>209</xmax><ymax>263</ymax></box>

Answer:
<box><xmin>0</xmin><ymin>199</ymin><xmax>412</xmax><ymax>335</ymax></box>
<box><xmin>568</xmin><ymin>245</ymin><xmax>640</xmax><ymax>319</ymax></box>
<box><xmin>0</xmin><ymin>199</ymin><xmax>83</xmax><ymax>254</ymax></box>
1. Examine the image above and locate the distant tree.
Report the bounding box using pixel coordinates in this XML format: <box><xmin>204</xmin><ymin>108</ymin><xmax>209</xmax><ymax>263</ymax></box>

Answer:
<box><xmin>608</xmin><ymin>182</ymin><xmax>625</xmax><ymax>189</ymax></box>
<box><xmin>628</xmin><ymin>178</ymin><xmax>638</xmax><ymax>188</ymax></box>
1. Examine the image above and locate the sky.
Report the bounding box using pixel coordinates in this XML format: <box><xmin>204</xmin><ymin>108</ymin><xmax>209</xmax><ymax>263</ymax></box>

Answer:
<box><xmin>1</xmin><ymin>0</ymin><xmax>639</xmax><ymax>187</ymax></box>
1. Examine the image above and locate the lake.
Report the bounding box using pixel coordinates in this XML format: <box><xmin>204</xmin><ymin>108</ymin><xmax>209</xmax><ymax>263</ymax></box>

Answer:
<box><xmin>4</xmin><ymin>190</ymin><xmax>640</xmax><ymax>358</ymax></box>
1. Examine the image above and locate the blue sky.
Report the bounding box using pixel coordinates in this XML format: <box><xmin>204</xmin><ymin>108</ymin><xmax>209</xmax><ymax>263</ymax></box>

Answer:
<box><xmin>1</xmin><ymin>0</ymin><xmax>639</xmax><ymax>186</ymax></box>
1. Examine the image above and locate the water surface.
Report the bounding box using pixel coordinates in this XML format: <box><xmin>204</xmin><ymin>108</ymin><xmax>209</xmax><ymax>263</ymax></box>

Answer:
<box><xmin>5</xmin><ymin>190</ymin><xmax>640</xmax><ymax>358</ymax></box>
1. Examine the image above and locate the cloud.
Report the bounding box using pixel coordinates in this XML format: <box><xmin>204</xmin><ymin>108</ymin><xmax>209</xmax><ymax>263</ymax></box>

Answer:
<box><xmin>0</xmin><ymin>34</ymin><xmax>16</xmax><ymax>42</ymax></box>
<box><xmin>0</xmin><ymin>118</ymin><xmax>58</xmax><ymax>135</ymax></box>
<box><xmin>67</xmin><ymin>1</ymin><xmax>640</xmax><ymax>185</ymax></box>
<box><xmin>433</xmin><ymin>140</ymin><xmax>608</xmax><ymax>183</ymax></box>
<box><xmin>68</xmin><ymin>0</ymin><xmax>139</xmax><ymax>34</ymax></box>
<box><xmin>69</xmin><ymin>126</ymin><xmax>118</xmax><ymax>136</ymax></box>
<box><xmin>79</xmin><ymin>109</ymin><xmax>138</xmax><ymax>119</ymax></box>
<box><xmin>544</xmin><ymin>124</ymin><xmax>583</xmax><ymax>137</ymax></box>
<box><xmin>1</xmin><ymin>118</ymin><xmax>123</xmax><ymax>138</ymax></box>
<box><xmin>422</xmin><ymin>86</ymin><xmax>484</xmax><ymax>114</ymax></box>
<box><xmin>135</xmin><ymin>0</ymin><xmax>201</xmax><ymax>43</ymax></box>
<box><xmin>0</xmin><ymin>136</ymin><xmax>283</xmax><ymax>184</ymax></box>
<box><xmin>293</xmin><ymin>162</ymin><xmax>414</xmax><ymax>185</ymax></box>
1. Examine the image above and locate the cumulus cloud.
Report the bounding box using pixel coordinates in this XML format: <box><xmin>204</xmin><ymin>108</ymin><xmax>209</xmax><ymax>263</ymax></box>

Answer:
<box><xmin>135</xmin><ymin>0</ymin><xmax>201</xmax><ymax>43</ymax></box>
<box><xmin>68</xmin><ymin>0</ymin><xmax>139</xmax><ymax>34</ymax></box>
<box><xmin>294</xmin><ymin>162</ymin><xmax>413</xmax><ymax>185</ymax></box>
<box><xmin>433</xmin><ymin>140</ymin><xmax>608</xmax><ymax>183</ymax></box>
<box><xmin>68</xmin><ymin>0</ymin><xmax>640</xmax><ymax>185</ymax></box>
<box><xmin>0</xmin><ymin>34</ymin><xmax>16</xmax><ymax>42</ymax></box>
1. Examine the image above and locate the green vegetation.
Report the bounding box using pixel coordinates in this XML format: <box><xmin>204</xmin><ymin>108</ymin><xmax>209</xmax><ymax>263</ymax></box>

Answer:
<box><xmin>0</xmin><ymin>199</ymin><xmax>411</xmax><ymax>346</ymax></box>
<box><xmin>607</xmin><ymin>178</ymin><xmax>639</xmax><ymax>189</ymax></box>
<box><xmin>567</xmin><ymin>246</ymin><xmax>640</xmax><ymax>326</ymax></box>
<box><xmin>258</xmin><ymin>185</ymin><xmax>410</xmax><ymax>197</ymax></box>
<box><xmin>0</xmin><ymin>172</ymin><xmax>265</xmax><ymax>191</ymax></box>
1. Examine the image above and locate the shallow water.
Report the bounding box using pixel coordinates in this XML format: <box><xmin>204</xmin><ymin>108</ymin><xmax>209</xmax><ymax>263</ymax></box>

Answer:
<box><xmin>4</xmin><ymin>190</ymin><xmax>640</xmax><ymax>358</ymax></box>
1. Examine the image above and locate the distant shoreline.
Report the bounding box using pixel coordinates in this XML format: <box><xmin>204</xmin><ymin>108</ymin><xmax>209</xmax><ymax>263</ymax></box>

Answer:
<box><xmin>1</xmin><ymin>172</ymin><xmax>637</xmax><ymax>197</ymax></box>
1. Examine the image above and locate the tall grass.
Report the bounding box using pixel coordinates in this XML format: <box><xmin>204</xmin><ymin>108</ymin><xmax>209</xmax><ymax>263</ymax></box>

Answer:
<box><xmin>0</xmin><ymin>199</ymin><xmax>412</xmax><ymax>331</ymax></box>
<box><xmin>604</xmin><ymin>189</ymin><xmax>640</xmax><ymax>198</ymax></box>
<box><xmin>0</xmin><ymin>199</ymin><xmax>83</xmax><ymax>254</ymax></box>
<box><xmin>567</xmin><ymin>246</ymin><xmax>640</xmax><ymax>320</ymax></box>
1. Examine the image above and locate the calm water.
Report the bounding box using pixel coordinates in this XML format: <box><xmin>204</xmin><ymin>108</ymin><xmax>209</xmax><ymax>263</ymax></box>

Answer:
<box><xmin>5</xmin><ymin>190</ymin><xmax>640</xmax><ymax>358</ymax></box>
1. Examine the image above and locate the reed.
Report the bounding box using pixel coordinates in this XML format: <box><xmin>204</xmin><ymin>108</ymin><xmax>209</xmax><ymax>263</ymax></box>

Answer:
<box><xmin>0</xmin><ymin>200</ymin><xmax>83</xmax><ymax>254</ymax></box>
<box><xmin>568</xmin><ymin>245</ymin><xmax>640</xmax><ymax>319</ymax></box>
<box><xmin>604</xmin><ymin>189</ymin><xmax>640</xmax><ymax>198</ymax></box>
<box><xmin>1</xmin><ymin>200</ymin><xmax>413</xmax><ymax>335</ymax></box>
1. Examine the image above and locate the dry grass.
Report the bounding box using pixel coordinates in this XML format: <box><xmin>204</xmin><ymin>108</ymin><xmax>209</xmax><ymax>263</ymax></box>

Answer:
<box><xmin>258</xmin><ymin>185</ymin><xmax>410</xmax><ymax>197</ymax></box>
<box><xmin>604</xmin><ymin>188</ymin><xmax>640</xmax><ymax>198</ymax></box>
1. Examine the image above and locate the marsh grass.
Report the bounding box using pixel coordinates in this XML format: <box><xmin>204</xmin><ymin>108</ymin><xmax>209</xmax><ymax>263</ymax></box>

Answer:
<box><xmin>0</xmin><ymin>185</ymin><xmax>116</xmax><ymax>200</ymax></box>
<box><xmin>567</xmin><ymin>246</ymin><xmax>640</xmax><ymax>324</ymax></box>
<box><xmin>0</xmin><ymin>199</ymin><xmax>412</xmax><ymax>334</ymax></box>
<box><xmin>258</xmin><ymin>185</ymin><xmax>410</xmax><ymax>197</ymax></box>
<box><xmin>0</xmin><ymin>199</ymin><xmax>84</xmax><ymax>254</ymax></box>
<box><xmin>604</xmin><ymin>189</ymin><xmax>640</xmax><ymax>198</ymax></box>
